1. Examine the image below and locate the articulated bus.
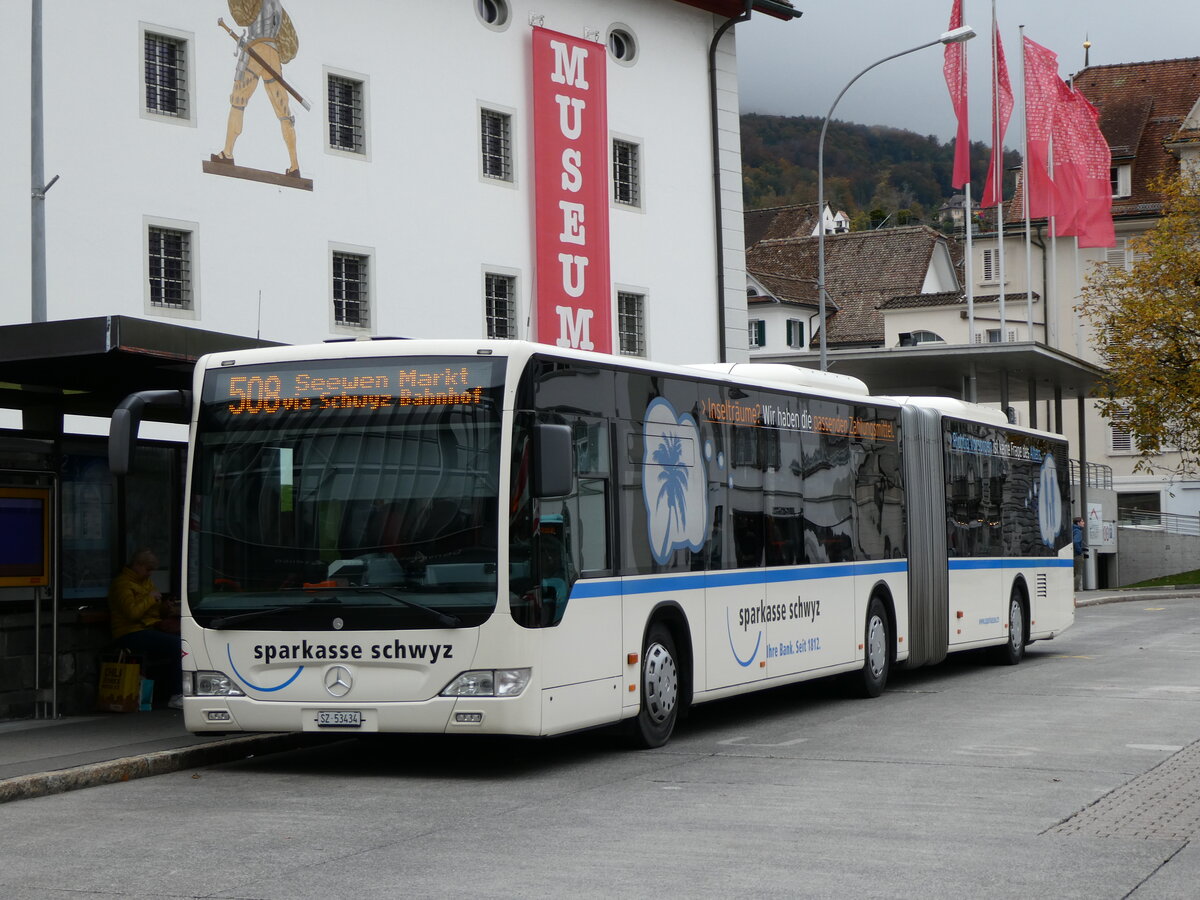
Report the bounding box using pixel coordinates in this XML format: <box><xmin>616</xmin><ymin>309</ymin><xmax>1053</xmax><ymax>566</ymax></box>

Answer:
<box><xmin>110</xmin><ymin>339</ymin><xmax>1073</xmax><ymax>747</ymax></box>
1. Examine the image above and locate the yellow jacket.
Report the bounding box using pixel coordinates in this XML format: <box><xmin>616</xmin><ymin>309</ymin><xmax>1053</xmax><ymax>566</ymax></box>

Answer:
<box><xmin>108</xmin><ymin>566</ymin><xmax>162</xmax><ymax>639</ymax></box>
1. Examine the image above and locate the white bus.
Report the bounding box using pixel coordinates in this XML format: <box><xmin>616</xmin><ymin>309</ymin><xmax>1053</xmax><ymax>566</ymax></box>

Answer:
<box><xmin>110</xmin><ymin>340</ymin><xmax>1074</xmax><ymax>747</ymax></box>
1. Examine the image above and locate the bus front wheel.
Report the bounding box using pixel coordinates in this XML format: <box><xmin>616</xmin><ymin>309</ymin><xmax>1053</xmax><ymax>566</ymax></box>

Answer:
<box><xmin>629</xmin><ymin>623</ymin><xmax>679</xmax><ymax>749</ymax></box>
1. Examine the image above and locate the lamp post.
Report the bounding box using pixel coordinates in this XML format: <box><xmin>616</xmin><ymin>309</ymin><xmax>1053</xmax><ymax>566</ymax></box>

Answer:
<box><xmin>816</xmin><ymin>24</ymin><xmax>976</xmax><ymax>371</ymax></box>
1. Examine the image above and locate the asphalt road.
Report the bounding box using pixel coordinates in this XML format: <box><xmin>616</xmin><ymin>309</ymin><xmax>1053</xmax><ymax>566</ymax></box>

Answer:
<box><xmin>2</xmin><ymin>597</ymin><xmax>1197</xmax><ymax>899</ymax></box>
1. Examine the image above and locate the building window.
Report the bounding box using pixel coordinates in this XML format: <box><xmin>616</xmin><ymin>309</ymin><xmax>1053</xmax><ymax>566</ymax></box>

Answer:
<box><xmin>608</xmin><ymin>26</ymin><xmax>638</xmax><ymax>64</ymax></box>
<box><xmin>143</xmin><ymin>31</ymin><xmax>188</xmax><ymax>119</ymax></box>
<box><xmin>1110</xmin><ymin>164</ymin><xmax>1132</xmax><ymax>199</ymax></box>
<box><xmin>1105</xmin><ymin>237</ymin><xmax>1146</xmax><ymax>272</ymax></box>
<box><xmin>613</xmin><ymin>139</ymin><xmax>641</xmax><ymax>208</ymax></box>
<box><xmin>475</xmin><ymin>0</ymin><xmax>510</xmax><ymax>30</ymax></box>
<box><xmin>786</xmin><ymin>319</ymin><xmax>805</xmax><ymax>349</ymax></box>
<box><xmin>617</xmin><ymin>291</ymin><xmax>646</xmax><ymax>356</ymax></box>
<box><xmin>485</xmin><ymin>273</ymin><xmax>517</xmax><ymax>338</ymax></box>
<box><xmin>749</xmin><ymin>319</ymin><xmax>766</xmax><ymax>349</ymax></box>
<box><xmin>981</xmin><ymin>248</ymin><xmax>999</xmax><ymax>283</ymax></box>
<box><xmin>481</xmin><ymin>108</ymin><xmax>513</xmax><ymax>182</ymax></box>
<box><xmin>148</xmin><ymin>226</ymin><xmax>192</xmax><ymax>309</ymax></box>
<box><xmin>327</xmin><ymin>74</ymin><xmax>365</xmax><ymax>154</ymax></box>
<box><xmin>332</xmin><ymin>252</ymin><xmax>370</xmax><ymax>327</ymax></box>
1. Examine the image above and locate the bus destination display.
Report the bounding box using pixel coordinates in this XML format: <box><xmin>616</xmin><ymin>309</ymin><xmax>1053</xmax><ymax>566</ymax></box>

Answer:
<box><xmin>209</xmin><ymin>359</ymin><xmax>499</xmax><ymax>417</ymax></box>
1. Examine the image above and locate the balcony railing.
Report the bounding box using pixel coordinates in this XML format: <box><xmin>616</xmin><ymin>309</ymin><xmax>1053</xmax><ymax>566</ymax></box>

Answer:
<box><xmin>1116</xmin><ymin>507</ymin><xmax>1200</xmax><ymax>537</ymax></box>
<box><xmin>1069</xmin><ymin>460</ymin><xmax>1113</xmax><ymax>489</ymax></box>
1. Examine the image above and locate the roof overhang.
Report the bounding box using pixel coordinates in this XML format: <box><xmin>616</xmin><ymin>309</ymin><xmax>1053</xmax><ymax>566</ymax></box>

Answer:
<box><xmin>753</xmin><ymin>342</ymin><xmax>1104</xmax><ymax>407</ymax></box>
<box><xmin>0</xmin><ymin>316</ymin><xmax>280</xmax><ymax>421</ymax></box>
<box><xmin>674</xmin><ymin>1</ymin><xmax>801</xmax><ymax>21</ymax></box>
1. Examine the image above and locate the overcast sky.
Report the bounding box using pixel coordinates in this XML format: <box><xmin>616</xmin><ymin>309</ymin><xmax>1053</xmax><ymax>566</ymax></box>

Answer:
<box><xmin>736</xmin><ymin>0</ymin><xmax>1200</xmax><ymax>143</ymax></box>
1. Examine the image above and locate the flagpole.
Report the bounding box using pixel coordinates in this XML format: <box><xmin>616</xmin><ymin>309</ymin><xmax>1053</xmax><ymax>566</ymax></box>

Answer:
<box><xmin>1019</xmin><ymin>26</ymin><xmax>1035</xmax><ymax>340</ymax></box>
<box><xmin>992</xmin><ymin>0</ymin><xmax>1006</xmax><ymax>341</ymax></box>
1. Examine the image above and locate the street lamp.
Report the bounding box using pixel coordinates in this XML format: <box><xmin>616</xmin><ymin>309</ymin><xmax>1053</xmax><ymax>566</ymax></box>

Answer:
<box><xmin>816</xmin><ymin>24</ymin><xmax>976</xmax><ymax>370</ymax></box>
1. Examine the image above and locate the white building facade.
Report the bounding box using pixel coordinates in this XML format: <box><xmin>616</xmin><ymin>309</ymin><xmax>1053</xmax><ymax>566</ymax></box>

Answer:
<box><xmin>4</xmin><ymin>0</ymin><xmax>797</xmax><ymax>362</ymax></box>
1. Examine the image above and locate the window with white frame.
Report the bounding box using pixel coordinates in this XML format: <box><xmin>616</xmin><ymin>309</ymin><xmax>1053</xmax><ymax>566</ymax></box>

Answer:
<box><xmin>480</xmin><ymin>108</ymin><xmax>513</xmax><ymax>182</ymax></box>
<box><xmin>327</xmin><ymin>73</ymin><xmax>365</xmax><ymax>154</ymax></box>
<box><xmin>1105</xmin><ymin>236</ymin><xmax>1147</xmax><ymax>272</ymax></box>
<box><xmin>148</xmin><ymin>226</ymin><xmax>192</xmax><ymax>309</ymax></box>
<box><xmin>981</xmin><ymin>248</ymin><xmax>999</xmax><ymax>283</ymax></box>
<box><xmin>332</xmin><ymin>251</ymin><xmax>370</xmax><ymax>327</ymax></box>
<box><xmin>612</xmin><ymin>139</ymin><xmax>641</xmax><ymax>207</ymax></box>
<box><xmin>143</xmin><ymin>29</ymin><xmax>189</xmax><ymax>119</ymax></box>
<box><xmin>485</xmin><ymin>273</ymin><xmax>517</xmax><ymax>338</ymax></box>
<box><xmin>1108</xmin><ymin>407</ymin><xmax>1162</xmax><ymax>454</ymax></box>
<box><xmin>617</xmin><ymin>291</ymin><xmax>646</xmax><ymax>356</ymax></box>
<box><xmin>749</xmin><ymin>319</ymin><xmax>766</xmax><ymax>349</ymax></box>
<box><xmin>786</xmin><ymin>319</ymin><xmax>805</xmax><ymax>349</ymax></box>
<box><xmin>1110</xmin><ymin>164</ymin><xmax>1132</xmax><ymax>198</ymax></box>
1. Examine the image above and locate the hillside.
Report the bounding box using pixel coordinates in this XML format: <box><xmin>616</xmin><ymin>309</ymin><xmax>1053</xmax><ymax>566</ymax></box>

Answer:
<box><xmin>741</xmin><ymin>113</ymin><xmax>1021</xmax><ymax>229</ymax></box>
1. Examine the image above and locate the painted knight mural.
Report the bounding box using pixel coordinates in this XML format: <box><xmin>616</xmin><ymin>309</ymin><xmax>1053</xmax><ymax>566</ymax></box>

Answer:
<box><xmin>202</xmin><ymin>1</ymin><xmax>312</xmax><ymax>189</ymax></box>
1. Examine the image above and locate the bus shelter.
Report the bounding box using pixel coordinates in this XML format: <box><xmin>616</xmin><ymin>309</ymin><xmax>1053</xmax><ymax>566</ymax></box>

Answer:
<box><xmin>0</xmin><ymin>316</ymin><xmax>277</xmax><ymax>719</ymax></box>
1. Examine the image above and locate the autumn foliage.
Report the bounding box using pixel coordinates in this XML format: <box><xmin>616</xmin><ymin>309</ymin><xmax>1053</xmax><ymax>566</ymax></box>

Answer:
<box><xmin>1081</xmin><ymin>171</ymin><xmax>1200</xmax><ymax>474</ymax></box>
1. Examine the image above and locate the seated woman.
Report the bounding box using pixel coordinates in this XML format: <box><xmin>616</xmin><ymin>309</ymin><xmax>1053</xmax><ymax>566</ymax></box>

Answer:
<box><xmin>108</xmin><ymin>549</ymin><xmax>182</xmax><ymax>709</ymax></box>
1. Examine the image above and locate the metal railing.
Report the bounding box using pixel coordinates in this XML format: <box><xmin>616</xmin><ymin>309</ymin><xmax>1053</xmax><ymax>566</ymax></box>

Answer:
<box><xmin>1069</xmin><ymin>460</ymin><xmax>1113</xmax><ymax>489</ymax></box>
<box><xmin>1116</xmin><ymin>507</ymin><xmax>1200</xmax><ymax>536</ymax></box>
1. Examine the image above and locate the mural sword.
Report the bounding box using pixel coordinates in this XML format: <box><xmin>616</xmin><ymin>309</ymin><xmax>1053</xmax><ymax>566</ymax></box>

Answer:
<box><xmin>216</xmin><ymin>17</ymin><xmax>310</xmax><ymax>112</ymax></box>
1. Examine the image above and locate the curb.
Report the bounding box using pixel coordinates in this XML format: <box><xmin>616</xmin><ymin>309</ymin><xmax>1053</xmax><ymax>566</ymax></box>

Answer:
<box><xmin>0</xmin><ymin>733</ymin><xmax>320</xmax><ymax>806</ymax></box>
<box><xmin>1075</xmin><ymin>589</ymin><xmax>1200</xmax><ymax>608</ymax></box>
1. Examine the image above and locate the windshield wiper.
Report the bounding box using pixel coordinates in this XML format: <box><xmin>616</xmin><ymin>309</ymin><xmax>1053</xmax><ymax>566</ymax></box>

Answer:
<box><xmin>347</xmin><ymin>586</ymin><xmax>461</xmax><ymax>627</ymax></box>
<box><xmin>209</xmin><ymin>605</ymin><xmax>293</xmax><ymax>629</ymax></box>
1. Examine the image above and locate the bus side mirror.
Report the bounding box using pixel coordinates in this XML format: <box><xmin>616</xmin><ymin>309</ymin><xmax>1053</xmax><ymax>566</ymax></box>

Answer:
<box><xmin>109</xmin><ymin>390</ymin><xmax>191</xmax><ymax>475</ymax></box>
<box><xmin>533</xmin><ymin>423</ymin><xmax>573</xmax><ymax>498</ymax></box>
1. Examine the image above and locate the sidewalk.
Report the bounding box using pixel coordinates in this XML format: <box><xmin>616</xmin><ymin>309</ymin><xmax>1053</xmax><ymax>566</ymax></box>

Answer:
<box><xmin>0</xmin><ymin>709</ymin><xmax>321</xmax><ymax>804</ymax></box>
<box><xmin>2</xmin><ymin>585</ymin><xmax>1197</xmax><ymax>805</ymax></box>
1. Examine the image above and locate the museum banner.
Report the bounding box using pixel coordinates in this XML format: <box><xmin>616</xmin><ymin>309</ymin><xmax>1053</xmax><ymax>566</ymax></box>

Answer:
<box><xmin>532</xmin><ymin>27</ymin><xmax>611</xmax><ymax>353</ymax></box>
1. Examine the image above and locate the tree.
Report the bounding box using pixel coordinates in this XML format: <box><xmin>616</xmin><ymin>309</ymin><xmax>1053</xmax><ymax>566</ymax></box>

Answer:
<box><xmin>1080</xmin><ymin>171</ymin><xmax>1200</xmax><ymax>475</ymax></box>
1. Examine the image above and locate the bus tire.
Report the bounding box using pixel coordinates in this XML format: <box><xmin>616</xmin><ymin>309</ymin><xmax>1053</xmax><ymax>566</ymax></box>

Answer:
<box><xmin>996</xmin><ymin>588</ymin><xmax>1026</xmax><ymax>666</ymax></box>
<box><xmin>629</xmin><ymin>623</ymin><xmax>679</xmax><ymax>749</ymax></box>
<box><xmin>854</xmin><ymin>596</ymin><xmax>890</xmax><ymax>698</ymax></box>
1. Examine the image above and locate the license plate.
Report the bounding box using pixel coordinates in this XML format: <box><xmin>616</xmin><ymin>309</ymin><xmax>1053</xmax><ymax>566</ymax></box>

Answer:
<box><xmin>316</xmin><ymin>710</ymin><xmax>362</xmax><ymax>728</ymax></box>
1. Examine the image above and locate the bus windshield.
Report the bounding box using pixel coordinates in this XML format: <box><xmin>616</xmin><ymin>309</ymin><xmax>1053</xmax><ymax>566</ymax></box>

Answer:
<box><xmin>187</xmin><ymin>356</ymin><xmax>505</xmax><ymax>630</ymax></box>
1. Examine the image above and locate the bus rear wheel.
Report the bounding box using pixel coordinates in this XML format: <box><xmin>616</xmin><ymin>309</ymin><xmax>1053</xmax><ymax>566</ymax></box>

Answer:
<box><xmin>629</xmin><ymin>623</ymin><xmax>679</xmax><ymax>749</ymax></box>
<box><xmin>853</xmin><ymin>596</ymin><xmax>890</xmax><ymax>698</ymax></box>
<box><xmin>996</xmin><ymin>589</ymin><xmax>1026</xmax><ymax>666</ymax></box>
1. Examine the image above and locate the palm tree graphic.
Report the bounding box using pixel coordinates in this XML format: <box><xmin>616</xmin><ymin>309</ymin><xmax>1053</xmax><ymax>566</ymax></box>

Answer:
<box><xmin>653</xmin><ymin>433</ymin><xmax>689</xmax><ymax>559</ymax></box>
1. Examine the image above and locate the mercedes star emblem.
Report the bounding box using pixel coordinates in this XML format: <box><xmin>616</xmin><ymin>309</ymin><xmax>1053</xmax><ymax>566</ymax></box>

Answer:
<box><xmin>324</xmin><ymin>665</ymin><xmax>353</xmax><ymax>697</ymax></box>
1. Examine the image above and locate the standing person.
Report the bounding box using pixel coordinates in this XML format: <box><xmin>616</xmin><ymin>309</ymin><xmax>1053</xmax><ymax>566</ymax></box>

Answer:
<box><xmin>211</xmin><ymin>0</ymin><xmax>301</xmax><ymax>177</ymax></box>
<box><xmin>108</xmin><ymin>549</ymin><xmax>183</xmax><ymax>709</ymax></box>
<box><xmin>1072</xmin><ymin>516</ymin><xmax>1087</xmax><ymax>591</ymax></box>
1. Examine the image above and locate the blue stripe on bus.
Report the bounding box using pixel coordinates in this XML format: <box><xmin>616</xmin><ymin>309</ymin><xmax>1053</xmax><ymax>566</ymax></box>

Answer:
<box><xmin>948</xmin><ymin>558</ymin><xmax>1073</xmax><ymax>571</ymax></box>
<box><xmin>567</xmin><ymin>559</ymin><xmax>909</xmax><ymax>600</ymax></box>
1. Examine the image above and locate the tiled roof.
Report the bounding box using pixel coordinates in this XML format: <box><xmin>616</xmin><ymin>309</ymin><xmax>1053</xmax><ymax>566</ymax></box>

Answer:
<box><xmin>880</xmin><ymin>291</ymin><xmax>1039</xmax><ymax>310</ymax></box>
<box><xmin>744</xmin><ymin>204</ymin><xmax>821</xmax><ymax>248</ymax></box>
<box><xmin>746</xmin><ymin>226</ymin><xmax>945</xmax><ymax>348</ymax></box>
<box><xmin>1003</xmin><ymin>57</ymin><xmax>1200</xmax><ymax>225</ymax></box>
<box><xmin>748</xmin><ymin>271</ymin><xmax>820</xmax><ymax>308</ymax></box>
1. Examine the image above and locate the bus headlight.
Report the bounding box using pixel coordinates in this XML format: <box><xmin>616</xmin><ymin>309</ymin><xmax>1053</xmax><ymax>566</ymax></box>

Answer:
<box><xmin>440</xmin><ymin>668</ymin><xmax>531</xmax><ymax>697</ymax></box>
<box><xmin>186</xmin><ymin>670</ymin><xmax>246</xmax><ymax>697</ymax></box>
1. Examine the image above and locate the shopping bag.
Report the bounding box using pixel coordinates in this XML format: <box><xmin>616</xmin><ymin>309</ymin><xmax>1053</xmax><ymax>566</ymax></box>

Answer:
<box><xmin>96</xmin><ymin>652</ymin><xmax>141</xmax><ymax>713</ymax></box>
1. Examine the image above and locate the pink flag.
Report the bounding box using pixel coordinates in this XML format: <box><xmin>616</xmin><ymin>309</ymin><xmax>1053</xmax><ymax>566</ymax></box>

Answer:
<box><xmin>1022</xmin><ymin>36</ymin><xmax>1061</xmax><ymax>219</ymax></box>
<box><xmin>1055</xmin><ymin>85</ymin><xmax>1114</xmax><ymax>247</ymax></box>
<box><xmin>981</xmin><ymin>23</ymin><xmax>1013</xmax><ymax>208</ymax></box>
<box><xmin>943</xmin><ymin>0</ymin><xmax>970</xmax><ymax>188</ymax></box>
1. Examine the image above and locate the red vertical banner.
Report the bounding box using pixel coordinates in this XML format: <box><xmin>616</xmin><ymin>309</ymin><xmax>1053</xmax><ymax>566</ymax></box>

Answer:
<box><xmin>981</xmin><ymin>23</ymin><xmax>1013</xmax><ymax>208</ymax></box>
<box><xmin>1023</xmin><ymin>36</ymin><xmax>1061</xmax><ymax>219</ymax></box>
<box><xmin>532</xmin><ymin>27</ymin><xmax>612</xmax><ymax>353</ymax></box>
<box><xmin>943</xmin><ymin>0</ymin><xmax>970</xmax><ymax>189</ymax></box>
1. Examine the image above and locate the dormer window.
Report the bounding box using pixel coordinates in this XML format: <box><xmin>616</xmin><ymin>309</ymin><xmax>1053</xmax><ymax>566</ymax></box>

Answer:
<box><xmin>1110</xmin><ymin>164</ymin><xmax>1132</xmax><ymax>199</ymax></box>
